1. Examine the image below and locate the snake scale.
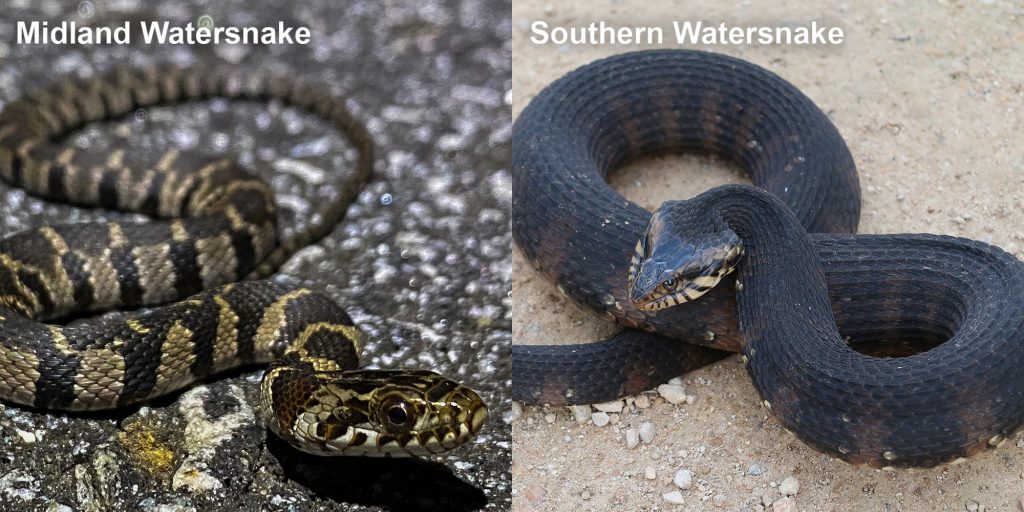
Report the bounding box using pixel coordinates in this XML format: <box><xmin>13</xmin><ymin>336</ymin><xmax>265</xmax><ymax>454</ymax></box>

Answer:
<box><xmin>512</xmin><ymin>50</ymin><xmax>1024</xmax><ymax>468</ymax></box>
<box><xmin>0</xmin><ymin>65</ymin><xmax>487</xmax><ymax>457</ymax></box>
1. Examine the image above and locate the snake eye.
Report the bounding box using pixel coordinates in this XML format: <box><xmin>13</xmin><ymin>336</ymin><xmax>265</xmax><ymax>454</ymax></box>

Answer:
<box><xmin>381</xmin><ymin>396</ymin><xmax>413</xmax><ymax>428</ymax></box>
<box><xmin>387</xmin><ymin>405</ymin><xmax>409</xmax><ymax>425</ymax></box>
<box><xmin>663</xmin><ymin>277</ymin><xmax>678</xmax><ymax>291</ymax></box>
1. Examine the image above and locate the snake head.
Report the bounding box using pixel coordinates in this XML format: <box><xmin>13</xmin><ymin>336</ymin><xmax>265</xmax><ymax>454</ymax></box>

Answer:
<box><xmin>628</xmin><ymin>202</ymin><xmax>744</xmax><ymax>311</ymax></box>
<box><xmin>270</xmin><ymin>368</ymin><xmax>488</xmax><ymax>457</ymax></box>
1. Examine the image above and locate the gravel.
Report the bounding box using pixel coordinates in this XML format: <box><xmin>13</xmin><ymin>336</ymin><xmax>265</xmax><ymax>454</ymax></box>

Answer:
<box><xmin>772</xmin><ymin>497</ymin><xmax>796</xmax><ymax>512</ymax></box>
<box><xmin>569</xmin><ymin>405</ymin><xmax>592</xmax><ymax>424</ymax></box>
<box><xmin>509</xmin><ymin>401</ymin><xmax>523</xmax><ymax>422</ymax></box>
<box><xmin>657</xmin><ymin>383</ymin><xmax>689</xmax><ymax>405</ymax></box>
<box><xmin>663</xmin><ymin>490</ymin><xmax>685</xmax><ymax>504</ymax></box>
<box><xmin>779</xmin><ymin>476</ymin><xmax>800</xmax><ymax>496</ymax></box>
<box><xmin>638</xmin><ymin>421</ymin><xmax>656</xmax><ymax>444</ymax></box>
<box><xmin>625</xmin><ymin>428</ymin><xmax>640</xmax><ymax>449</ymax></box>
<box><xmin>593</xmin><ymin>400</ymin><xmax>625</xmax><ymax>413</ymax></box>
<box><xmin>674</xmin><ymin>469</ymin><xmax>693</xmax><ymax>490</ymax></box>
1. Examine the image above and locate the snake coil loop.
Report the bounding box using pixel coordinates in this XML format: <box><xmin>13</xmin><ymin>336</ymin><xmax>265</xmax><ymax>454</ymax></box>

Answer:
<box><xmin>512</xmin><ymin>49</ymin><xmax>1024</xmax><ymax>468</ymax></box>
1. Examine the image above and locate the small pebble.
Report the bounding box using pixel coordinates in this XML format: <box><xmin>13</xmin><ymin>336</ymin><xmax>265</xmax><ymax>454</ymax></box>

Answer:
<box><xmin>544</xmin><ymin>413</ymin><xmax>556</xmax><ymax>424</ymax></box>
<box><xmin>674</xmin><ymin>469</ymin><xmax>693</xmax><ymax>489</ymax></box>
<box><xmin>526</xmin><ymin>485</ymin><xmax>546</xmax><ymax>503</ymax></box>
<box><xmin>779</xmin><ymin>476</ymin><xmax>800</xmax><ymax>496</ymax></box>
<box><xmin>569</xmin><ymin>405</ymin><xmax>591</xmax><ymax>424</ymax></box>
<box><xmin>638</xmin><ymin>422</ymin><xmax>656</xmax><ymax>444</ymax></box>
<box><xmin>15</xmin><ymin>429</ymin><xmax>36</xmax><ymax>443</ymax></box>
<box><xmin>658</xmin><ymin>383</ymin><xmax>688</xmax><ymax>404</ymax></box>
<box><xmin>581</xmin><ymin>490</ymin><xmax>591</xmax><ymax>500</ymax></box>
<box><xmin>509</xmin><ymin>402</ymin><xmax>522</xmax><ymax>422</ymax></box>
<box><xmin>634</xmin><ymin>395</ymin><xmax>651</xmax><ymax>409</ymax></box>
<box><xmin>593</xmin><ymin>400</ymin><xmax>624</xmax><ymax>413</ymax></box>
<box><xmin>625</xmin><ymin>428</ymin><xmax>640</xmax><ymax>449</ymax></box>
<box><xmin>663</xmin><ymin>491</ymin><xmax>685</xmax><ymax>504</ymax></box>
<box><xmin>966</xmin><ymin>500</ymin><xmax>979</xmax><ymax>512</ymax></box>
<box><xmin>748</xmin><ymin>463</ymin><xmax>766</xmax><ymax>476</ymax></box>
<box><xmin>772</xmin><ymin>497</ymin><xmax>795</xmax><ymax>512</ymax></box>
<box><xmin>591</xmin><ymin>412</ymin><xmax>610</xmax><ymax>427</ymax></box>
<box><xmin>684</xmin><ymin>395</ymin><xmax>697</xmax><ymax>405</ymax></box>
<box><xmin>644</xmin><ymin>466</ymin><xmax>657</xmax><ymax>480</ymax></box>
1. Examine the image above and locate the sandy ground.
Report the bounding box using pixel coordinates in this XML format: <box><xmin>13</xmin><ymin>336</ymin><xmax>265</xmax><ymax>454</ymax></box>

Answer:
<box><xmin>511</xmin><ymin>1</ymin><xmax>1024</xmax><ymax>511</ymax></box>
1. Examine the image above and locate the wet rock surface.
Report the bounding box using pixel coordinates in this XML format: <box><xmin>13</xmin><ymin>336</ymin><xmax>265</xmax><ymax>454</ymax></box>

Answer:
<box><xmin>0</xmin><ymin>0</ymin><xmax>511</xmax><ymax>510</ymax></box>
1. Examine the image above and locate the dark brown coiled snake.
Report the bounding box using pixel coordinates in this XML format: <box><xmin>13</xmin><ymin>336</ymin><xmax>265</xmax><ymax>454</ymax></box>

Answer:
<box><xmin>0</xmin><ymin>65</ymin><xmax>487</xmax><ymax>457</ymax></box>
<box><xmin>512</xmin><ymin>50</ymin><xmax>1024</xmax><ymax>468</ymax></box>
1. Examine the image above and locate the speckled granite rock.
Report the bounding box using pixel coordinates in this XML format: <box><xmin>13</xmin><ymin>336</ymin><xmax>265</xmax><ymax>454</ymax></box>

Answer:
<box><xmin>0</xmin><ymin>1</ymin><xmax>511</xmax><ymax>511</ymax></box>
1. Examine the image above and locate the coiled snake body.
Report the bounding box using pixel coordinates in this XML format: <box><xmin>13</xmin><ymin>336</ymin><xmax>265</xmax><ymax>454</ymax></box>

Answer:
<box><xmin>512</xmin><ymin>50</ymin><xmax>1024</xmax><ymax>468</ymax></box>
<box><xmin>0</xmin><ymin>66</ymin><xmax>486</xmax><ymax>457</ymax></box>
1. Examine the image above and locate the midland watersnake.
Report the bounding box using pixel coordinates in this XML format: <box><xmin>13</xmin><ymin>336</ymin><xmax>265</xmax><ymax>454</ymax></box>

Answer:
<box><xmin>511</xmin><ymin>49</ymin><xmax>1024</xmax><ymax>468</ymax></box>
<box><xmin>0</xmin><ymin>65</ymin><xmax>487</xmax><ymax>457</ymax></box>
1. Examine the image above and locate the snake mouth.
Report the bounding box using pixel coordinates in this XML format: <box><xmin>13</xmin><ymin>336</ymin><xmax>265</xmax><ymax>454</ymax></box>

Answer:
<box><xmin>630</xmin><ymin>272</ymin><xmax>729</xmax><ymax>310</ymax></box>
<box><xmin>388</xmin><ymin>389</ymin><xmax>488</xmax><ymax>456</ymax></box>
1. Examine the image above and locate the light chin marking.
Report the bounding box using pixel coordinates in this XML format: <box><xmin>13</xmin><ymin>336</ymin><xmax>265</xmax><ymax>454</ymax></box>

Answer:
<box><xmin>632</xmin><ymin>276</ymin><xmax>725</xmax><ymax>311</ymax></box>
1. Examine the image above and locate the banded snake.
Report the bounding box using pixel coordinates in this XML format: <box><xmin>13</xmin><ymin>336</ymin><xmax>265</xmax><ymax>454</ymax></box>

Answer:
<box><xmin>0</xmin><ymin>65</ymin><xmax>487</xmax><ymax>457</ymax></box>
